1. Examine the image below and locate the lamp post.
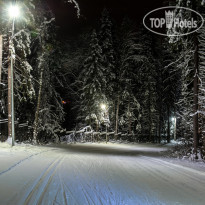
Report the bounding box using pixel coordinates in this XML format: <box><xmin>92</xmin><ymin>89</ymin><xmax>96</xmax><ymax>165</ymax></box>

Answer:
<box><xmin>101</xmin><ymin>103</ymin><xmax>109</xmax><ymax>143</ymax></box>
<box><xmin>8</xmin><ymin>3</ymin><xmax>19</xmax><ymax>146</ymax></box>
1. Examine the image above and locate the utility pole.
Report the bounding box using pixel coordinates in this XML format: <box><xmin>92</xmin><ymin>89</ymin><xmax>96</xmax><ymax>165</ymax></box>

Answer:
<box><xmin>8</xmin><ymin>15</ymin><xmax>15</xmax><ymax>146</ymax></box>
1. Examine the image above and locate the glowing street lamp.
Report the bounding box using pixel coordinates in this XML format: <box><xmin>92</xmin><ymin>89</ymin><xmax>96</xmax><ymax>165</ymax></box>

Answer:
<box><xmin>100</xmin><ymin>104</ymin><xmax>106</xmax><ymax>111</ymax></box>
<box><xmin>7</xmin><ymin>3</ymin><xmax>20</xmax><ymax>146</ymax></box>
<box><xmin>8</xmin><ymin>5</ymin><xmax>20</xmax><ymax>19</ymax></box>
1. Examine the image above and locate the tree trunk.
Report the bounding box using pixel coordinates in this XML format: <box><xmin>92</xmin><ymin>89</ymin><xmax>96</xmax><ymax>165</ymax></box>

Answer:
<box><xmin>167</xmin><ymin>105</ymin><xmax>170</xmax><ymax>143</ymax></box>
<box><xmin>173</xmin><ymin>108</ymin><xmax>177</xmax><ymax>141</ymax></box>
<box><xmin>128</xmin><ymin>98</ymin><xmax>132</xmax><ymax>135</ymax></box>
<box><xmin>106</xmin><ymin>125</ymin><xmax>108</xmax><ymax>143</ymax></box>
<box><xmin>191</xmin><ymin>0</ymin><xmax>199</xmax><ymax>159</ymax></box>
<box><xmin>96</xmin><ymin>120</ymin><xmax>99</xmax><ymax>132</ymax></box>
<box><xmin>96</xmin><ymin>120</ymin><xmax>99</xmax><ymax>142</ymax></box>
<box><xmin>88</xmin><ymin>104</ymin><xmax>92</xmax><ymax>127</ymax></box>
<box><xmin>158</xmin><ymin>109</ymin><xmax>162</xmax><ymax>143</ymax></box>
<box><xmin>33</xmin><ymin>67</ymin><xmax>44</xmax><ymax>144</ymax></box>
<box><xmin>115</xmin><ymin>96</ymin><xmax>120</xmax><ymax>140</ymax></box>
<box><xmin>193</xmin><ymin>32</ymin><xmax>199</xmax><ymax>157</ymax></box>
<box><xmin>148</xmin><ymin>84</ymin><xmax>152</xmax><ymax>142</ymax></box>
<box><xmin>0</xmin><ymin>35</ymin><xmax>2</xmax><ymax>85</ymax></box>
<box><xmin>113</xmin><ymin>100</ymin><xmax>116</xmax><ymax>130</ymax></box>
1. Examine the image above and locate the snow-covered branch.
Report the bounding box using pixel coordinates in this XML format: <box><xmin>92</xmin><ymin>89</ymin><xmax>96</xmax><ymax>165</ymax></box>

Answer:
<box><xmin>66</xmin><ymin>0</ymin><xmax>80</xmax><ymax>18</ymax></box>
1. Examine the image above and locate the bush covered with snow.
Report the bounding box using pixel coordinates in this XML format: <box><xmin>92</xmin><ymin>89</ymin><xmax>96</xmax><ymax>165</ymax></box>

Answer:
<box><xmin>164</xmin><ymin>138</ymin><xmax>204</xmax><ymax>162</ymax></box>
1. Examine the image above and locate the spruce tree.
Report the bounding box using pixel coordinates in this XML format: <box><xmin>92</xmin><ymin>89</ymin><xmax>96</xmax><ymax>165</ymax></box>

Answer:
<box><xmin>78</xmin><ymin>30</ymin><xmax>106</xmax><ymax>129</ymax></box>
<box><xmin>99</xmin><ymin>9</ymin><xmax>116</xmax><ymax>129</ymax></box>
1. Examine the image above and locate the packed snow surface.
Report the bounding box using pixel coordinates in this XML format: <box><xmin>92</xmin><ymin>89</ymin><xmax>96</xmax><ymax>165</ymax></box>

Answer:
<box><xmin>0</xmin><ymin>142</ymin><xmax>205</xmax><ymax>205</ymax></box>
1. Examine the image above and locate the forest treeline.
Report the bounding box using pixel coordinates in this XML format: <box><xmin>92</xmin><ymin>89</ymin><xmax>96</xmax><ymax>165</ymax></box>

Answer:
<box><xmin>0</xmin><ymin>0</ymin><xmax>205</xmax><ymax>160</ymax></box>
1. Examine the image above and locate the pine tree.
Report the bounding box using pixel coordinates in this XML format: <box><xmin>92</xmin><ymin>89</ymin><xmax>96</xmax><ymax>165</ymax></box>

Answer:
<box><xmin>117</xmin><ymin>30</ymin><xmax>141</xmax><ymax>138</ymax></box>
<box><xmin>78</xmin><ymin>30</ymin><xmax>106</xmax><ymax>130</ymax></box>
<box><xmin>114</xmin><ymin>18</ymin><xmax>140</xmax><ymax>138</ymax></box>
<box><xmin>99</xmin><ymin>9</ymin><xmax>116</xmax><ymax>130</ymax></box>
<box><xmin>32</xmin><ymin>4</ymin><xmax>64</xmax><ymax>143</ymax></box>
<box><xmin>99</xmin><ymin>9</ymin><xmax>116</xmax><ymax>96</ymax></box>
<box><xmin>133</xmin><ymin>30</ymin><xmax>158</xmax><ymax>142</ymax></box>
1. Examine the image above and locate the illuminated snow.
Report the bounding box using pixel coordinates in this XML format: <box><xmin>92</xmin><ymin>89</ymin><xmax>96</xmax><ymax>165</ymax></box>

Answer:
<box><xmin>0</xmin><ymin>142</ymin><xmax>204</xmax><ymax>205</ymax></box>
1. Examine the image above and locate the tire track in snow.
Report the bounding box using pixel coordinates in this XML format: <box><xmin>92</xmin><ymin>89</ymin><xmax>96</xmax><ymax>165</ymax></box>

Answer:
<box><xmin>109</xmin><ymin>157</ymin><xmax>153</xmax><ymax>204</ymax></box>
<box><xmin>62</xmin><ymin>154</ymin><xmax>96</xmax><ymax>205</ymax></box>
<box><xmin>58</xmin><ymin>174</ymin><xmax>68</xmax><ymax>205</ymax></box>
<box><xmin>59</xmin><ymin>174</ymin><xmax>80</xmax><ymax>205</ymax></box>
<box><xmin>139</xmin><ymin>156</ymin><xmax>205</xmax><ymax>196</ymax></box>
<box><xmin>0</xmin><ymin>148</ymin><xmax>57</xmax><ymax>177</ymax></box>
<box><xmin>112</xmin><ymin>157</ymin><xmax>172</xmax><ymax>204</ymax></box>
<box><xmin>128</xmin><ymin>156</ymin><xmax>204</xmax><ymax>204</ymax></box>
<box><xmin>136</xmin><ymin>156</ymin><xmax>205</xmax><ymax>194</ymax></box>
<box><xmin>141</xmin><ymin>156</ymin><xmax>205</xmax><ymax>182</ymax></box>
<box><xmin>37</xmin><ymin>156</ymin><xmax>65</xmax><ymax>205</ymax></box>
<box><xmin>133</xmin><ymin>157</ymin><xmax>186</xmax><ymax>190</ymax></box>
<box><xmin>58</xmin><ymin>153</ymin><xmax>96</xmax><ymax>205</ymax></box>
<box><xmin>23</xmin><ymin>155</ymin><xmax>64</xmax><ymax>205</ymax></box>
<box><xmin>91</xmin><ymin>156</ymin><xmax>119</xmax><ymax>204</ymax></box>
<box><xmin>71</xmin><ymin>154</ymin><xmax>126</xmax><ymax>205</ymax></box>
<box><xmin>53</xmin><ymin>183</ymin><xmax>61</xmax><ymax>205</ymax></box>
<box><xmin>71</xmin><ymin>154</ymin><xmax>105</xmax><ymax>205</ymax></box>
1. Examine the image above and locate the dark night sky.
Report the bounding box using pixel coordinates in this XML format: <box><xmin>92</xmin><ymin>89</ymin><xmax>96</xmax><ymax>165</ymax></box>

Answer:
<box><xmin>46</xmin><ymin>0</ymin><xmax>165</xmax><ymax>34</ymax></box>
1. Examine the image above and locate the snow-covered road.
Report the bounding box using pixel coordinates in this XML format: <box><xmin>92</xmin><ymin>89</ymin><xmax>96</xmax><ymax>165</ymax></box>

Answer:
<box><xmin>0</xmin><ymin>143</ymin><xmax>205</xmax><ymax>205</ymax></box>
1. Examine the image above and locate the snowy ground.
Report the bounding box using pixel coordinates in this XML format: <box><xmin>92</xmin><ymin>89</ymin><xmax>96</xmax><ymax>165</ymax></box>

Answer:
<box><xmin>0</xmin><ymin>142</ymin><xmax>205</xmax><ymax>205</ymax></box>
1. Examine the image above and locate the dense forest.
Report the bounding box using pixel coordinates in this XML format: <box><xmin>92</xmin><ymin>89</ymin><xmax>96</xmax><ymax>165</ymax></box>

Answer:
<box><xmin>0</xmin><ymin>0</ymin><xmax>205</xmax><ymax>160</ymax></box>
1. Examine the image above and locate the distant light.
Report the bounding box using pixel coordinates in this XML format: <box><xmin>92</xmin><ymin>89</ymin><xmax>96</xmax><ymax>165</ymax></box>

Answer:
<box><xmin>171</xmin><ymin>117</ymin><xmax>176</xmax><ymax>121</ymax></box>
<box><xmin>101</xmin><ymin>104</ymin><xmax>106</xmax><ymax>110</ymax></box>
<box><xmin>62</xmin><ymin>100</ymin><xmax>70</xmax><ymax>105</ymax></box>
<box><xmin>8</xmin><ymin>5</ymin><xmax>20</xmax><ymax>18</ymax></box>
